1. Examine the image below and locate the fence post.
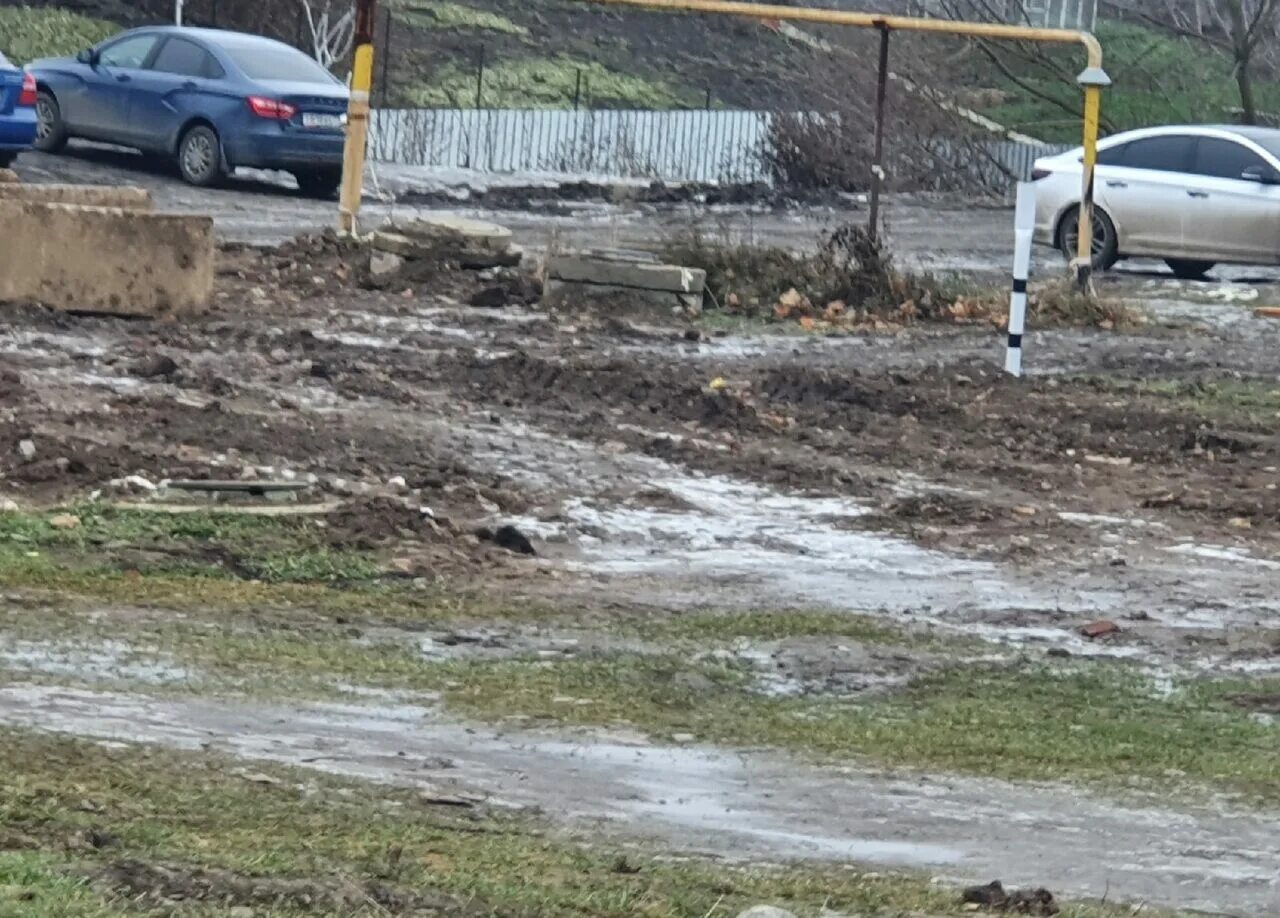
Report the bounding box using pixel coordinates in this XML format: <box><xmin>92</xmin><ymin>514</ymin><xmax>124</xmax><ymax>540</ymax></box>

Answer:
<box><xmin>704</xmin><ymin>87</ymin><xmax>711</xmax><ymax>110</ymax></box>
<box><xmin>573</xmin><ymin>69</ymin><xmax>583</xmax><ymax>111</ymax></box>
<box><xmin>475</xmin><ymin>46</ymin><xmax>486</xmax><ymax>109</ymax></box>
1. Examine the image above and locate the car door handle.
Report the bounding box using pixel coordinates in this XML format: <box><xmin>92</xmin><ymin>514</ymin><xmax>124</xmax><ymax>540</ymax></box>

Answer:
<box><xmin>1188</xmin><ymin>190</ymin><xmax>1210</xmax><ymax>198</ymax></box>
<box><xmin>181</xmin><ymin>81</ymin><xmax>197</xmax><ymax>90</ymax></box>
<box><xmin>115</xmin><ymin>74</ymin><xmax>131</xmax><ymax>83</ymax></box>
<box><xmin>1105</xmin><ymin>180</ymin><xmax>1127</xmax><ymax>188</ymax></box>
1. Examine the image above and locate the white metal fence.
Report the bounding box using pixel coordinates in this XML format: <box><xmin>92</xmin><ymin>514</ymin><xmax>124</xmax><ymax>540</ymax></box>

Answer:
<box><xmin>368</xmin><ymin>108</ymin><xmax>1065</xmax><ymax>191</ymax></box>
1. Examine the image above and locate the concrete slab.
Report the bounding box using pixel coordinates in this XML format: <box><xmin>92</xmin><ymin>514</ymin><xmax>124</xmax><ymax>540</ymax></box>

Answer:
<box><xmin>544</xmin><ymin>278</ymin><xmax>701</xmax><ymax>312</ymax></box>
<box><xmin>390</xmin><ymin>214</ymin><xmax>513</xmax><ymax>250</ymax></box>
<box><xmin>546</xmin><ymin>254</ymin><xmax>705</xmax><ymax>294</ymax></box>
<box><xmin>0</xmin><ymin>201</ymin><xmax>214</xmax><ymax>317</ymax></box>
<box><xmin>0</xmin><ymin>183</ymin><xmax>152</xmax><ymax>210</ymax></box>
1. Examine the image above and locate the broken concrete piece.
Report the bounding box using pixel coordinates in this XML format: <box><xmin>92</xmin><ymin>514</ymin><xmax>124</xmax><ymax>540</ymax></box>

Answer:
<box><xmin>547</xmin><ymin>254</ymin><xmax>706</xmax><ymax>294</ymax></box>
<box><xmin>370</xmin><ymin>231</ymin><xmax>421</xmax><ymax>257</ymax></box>
<box><xmin>391</xmin><ymin>214</ymin><xmax>513</xmax><ymax>251</ymax></box>
<box><xmin>544</xmin><ymin>278</ymin><xmax>701</xmax><ymax>312</ymax></box>
<box><xmin>369</xmin><ymin>250</ymin><xmax>404</xmax><ymax>279</ymax></box>
<box><xmin>16</xmin><ymin>439</ymin><xmax>35</xmax><ymax>462</ymax></box>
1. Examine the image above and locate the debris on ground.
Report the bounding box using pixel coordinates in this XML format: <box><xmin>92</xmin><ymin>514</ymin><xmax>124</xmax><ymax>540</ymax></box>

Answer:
<box><xmin>544</xmin><ymin>251</ymin><xmax>705</xmax><ymax>314</ymax></box>
<box><xmin>735</xmin><ymin>907</ymin><xmax>798</xmax><ymax>918</ymax></box>
<box><xmin>961</xmin><ymin>880</ymin><xmax>1059</xmax><ymax>915</ymax></box>
<box><xmin>1079</xmin><ymin>620</ymin><xmax>1121</xmax><ymax>640</ymax></box>
<box><xmin>477</xmin><ymin>524</ymin><xmax>537</xmax><ymax>556</ymax></box>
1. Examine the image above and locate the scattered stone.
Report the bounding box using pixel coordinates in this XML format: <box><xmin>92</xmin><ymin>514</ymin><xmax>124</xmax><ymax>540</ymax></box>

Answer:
<box><xmin>369</xmin><ymin>250</ymin><xmax>404</xmax><ymax>278</ymax></box>
<box><xmin>477</xmin><ymin>524</ymin><xmax>536</xmax><ymax>556</ymax></box>
<box><xmin>961</xmin><ymin>880</ymin><xmax>1059</xmax><ymax>915</ymax></box>
<box><xmin>16</xmin><ymin>439</ymin><xmax>35</xmax><ymax>462</ymax></box>
<box><xmin>131</xmin><ymin>354</ymin><xmax>179</xmax><ymax>379</ymax></box>
<box><xmin>736</xmin><ymin>907</ymin><xmax>798</xmax><ymax>918</ymax></box>
<box><xmin>469</xmin><ymin>285</ymin><xmax>509</xmax><ymax>309</ymax></box>
<box><xmin>49</xmin><ymin>513</ymin><xmax>81</xmax><ymax>530</ymax></box>
<box><xmin>124</xmin><ymin>474</ymin><xmax>158</xmax><ymax>493</ymax></box>
<box><xmin>1079</xmin><ymin>620</ymin><xmax>1121</xmax><ymax>640</ymax></box>
<box><xmin>386</xmin><ymin>475</ymin><xmax>408</xmax><ymax>492</ymax></box>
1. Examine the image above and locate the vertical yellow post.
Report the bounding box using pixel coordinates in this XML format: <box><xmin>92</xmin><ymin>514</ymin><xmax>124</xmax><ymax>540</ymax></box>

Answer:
<box><xmin>340</xmin><ymin>0</ymin><xmax>377</xmax><ymax>236</ymax></box>
<box><xmin>1075</xmin><ymin>67</ymin><xmax>1110</xmax><ymax>289</ymax></box>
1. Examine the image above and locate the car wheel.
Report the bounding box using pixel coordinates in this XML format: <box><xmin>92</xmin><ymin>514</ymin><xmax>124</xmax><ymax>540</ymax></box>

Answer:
<box><xmin>33</xmin><ymin>90</ymin><xmax>68</xmax><ymax>153</ymax></box>
<box><xmin>177</xmin><ymin>125</ymin><xmax>224</xmax><ymax>188</ymax></box>
<box><xmin>1165</xmin><ymin>258</ymin><xmax>1215</xmax><ymax>281</ymax></box>
<box><xmin>295</xmin><ymin>168</ymin><xmax>343</xmax><ymax>199</ymax></box>
<box><xmin>1058</xmin><ymin>205</ymin><xmax>1119</xmax><ymax>271</ymax></box>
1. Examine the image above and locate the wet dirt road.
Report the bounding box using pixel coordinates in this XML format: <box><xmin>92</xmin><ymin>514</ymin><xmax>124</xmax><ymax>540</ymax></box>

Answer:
<box><xmin>3</xmin><ymin>683</ymin><xmax>1278</xmax><ymax>916</ymax></box>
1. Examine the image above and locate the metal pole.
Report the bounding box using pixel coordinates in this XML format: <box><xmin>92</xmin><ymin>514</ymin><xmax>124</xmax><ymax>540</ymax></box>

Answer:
<box><xmin>868</xmin><ymin>24</ymin><xmax>889</xmax><ymax>240</ymax></box>
<box><xmin>175</xmin><ymin>0</ymin><xmax>184</xmax><ymax>26</ymax></box>
<box><xmin>1075</xmin><ymin>67</ymin><xmax>1110</xmax><ymax>289</ymax></box>
<box><xmin>339</xmin><ymin>0</ymin><xmax>377</xmax><ymax>235</ymax></box>
<box><xmin>475</xmin><ymin>46</ymin><xmax>486</xmax><ymax>109</ymax></box>
<box><xmin>573</xmin><ymin>69</ymin><xmax>583</xmax><ymax>110</ymax></box>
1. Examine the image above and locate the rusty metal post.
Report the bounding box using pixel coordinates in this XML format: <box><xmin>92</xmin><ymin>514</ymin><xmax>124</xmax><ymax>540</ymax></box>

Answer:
<box><xmin>339</xmin><ymin>0</ymin><xmax>377</xmax><ymax>235</ymax></box>
<box><xmin>868</xmin><ymin>23</ymin><xmax>890</xmax><ymax>241</ymax></box>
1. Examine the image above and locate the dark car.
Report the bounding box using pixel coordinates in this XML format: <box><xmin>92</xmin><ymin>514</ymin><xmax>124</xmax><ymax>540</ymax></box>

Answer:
<box><xmin>27</xmin><ymin>27</ymin><xmax>349</xmax><ymax>195</ymax></box>
<box><xmin>0</xmin><ymin>51</ymin><xmax>38</xmax><ymax>167</ymax></box>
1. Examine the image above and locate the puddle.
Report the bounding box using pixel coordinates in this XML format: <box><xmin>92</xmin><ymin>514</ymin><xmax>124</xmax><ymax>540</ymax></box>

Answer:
<box><xmin>0</xmin><ymin>639</ymin><xmax>191</xmax><ymax>685</ymax></box>
<box><xmin>3</xmin><ymin>682</ymin><xmax>1277</xmax><ymax>915</ymax></box>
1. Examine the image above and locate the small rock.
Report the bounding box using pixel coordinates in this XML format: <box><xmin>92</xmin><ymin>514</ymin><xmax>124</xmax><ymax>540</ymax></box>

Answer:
<box><xmin>124</xmin><ymin>474</ymin><xmax>157</xmax><ymax>493</ymax></box>
<box><xmin>671</xmin><ymin>732</ymin><xmax>697</xmax><ymax>744</ymax></box>
<box><xmin>0</xmin><ymin>498</ymin><xmax>19</xmax><ymax>513</ymax></box>
<box><xmin>16</xmin><ymin>439</ymin><xmax>35</xmax><ymax>462</ymax></box>
<box><xmin>269</xmin><ymin>347</ymin><xmax>289</xmax><ymax>363</ymax></box>
<box><xmin>387</xmin><ymin>475</ymin><xmax>408</xmax><ymax>492</ymax></box>
<box><xmin>49</xmin><ymin>514</ymin><xmax>81</xmax><ymax>530</ymax></box>
<box><xmin>1012</xmin><ymin>505</ymin><xmax>1038</xmax><ymax>517</ymax></box>
<box><xmin>736</xmin><ymin>907</ymin><xmax>798</xmax><ymax>918</ymax></box>
<box><xmin>478</xmin><ymin>524</ymin><xmax>536</xmax><ymax>556</ymax></box>
<box><xmin>131</xmin><ymin>355</ymin><xmax>179</xmax><ymax>379</ymax></box>
<box><xmin>1079</xmin><ymin>620</ymin><xmax>1121</xmax><ymax>640</ymax></box>
<box><xmin>469</xmin><ymin>285</ymin><xmax>509</xmax><ymax>309</ymax></box>
<box><xmin>369</xmin><ymin>250</ymin><xmax>404</xmax><ymax>279</ymax></box>
<box><xmin>309</xmin><ymin>361</ymin><xmax>333</xmax><ymax>380</ymax></box>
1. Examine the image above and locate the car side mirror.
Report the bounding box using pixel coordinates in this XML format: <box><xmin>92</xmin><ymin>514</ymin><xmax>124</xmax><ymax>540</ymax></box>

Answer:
<box><xmin>76</xmin><ymin>48</ymin><xmax>97</xmax><ymax>66</ymax></box>
<box><xmin>1242</xmin><ymin>165</ymin><xmax>1280</xmax><ymax>185</ymax></box>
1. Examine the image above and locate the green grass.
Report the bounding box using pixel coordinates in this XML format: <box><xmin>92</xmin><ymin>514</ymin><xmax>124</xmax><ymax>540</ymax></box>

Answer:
<box><xmin>424</xmin><ymin>656</ymin><xmax>1280</xmax><ymax>801</ymax></box>
<box><xmin>405</xmin><ymin>55</ymin><xmax>690</xmax><ymax>109</ymax></box>
<box><xmin>1080</xmin><ymin>377</ymin><xmax>1280</xmax><ymax>426</ymax></box>
<box><xmin>0</xmin><ymin>8</ymin><xmax>118</xmax><ymax>65</ymax></box>
<box><xmin>0</xmin><ymin>728</ymin><xmax>1155</xmax><ymax>917</ymax></box>
<box><xmin>393</xmin><ymin>0</ymin><xmax>529</xmax><ymax>36</ymax></box>
<box><xmin>985</xmin><ymin>21</ymin><xmax>1280</xmax><ymax>142</ymax></box>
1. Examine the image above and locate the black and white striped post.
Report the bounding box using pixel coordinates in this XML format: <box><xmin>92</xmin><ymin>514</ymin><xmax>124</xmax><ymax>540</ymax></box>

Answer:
<box><xmin>1004</xmin><ymin>181</ymin><xmax>1037</xmax><ymax>377</ymax></box>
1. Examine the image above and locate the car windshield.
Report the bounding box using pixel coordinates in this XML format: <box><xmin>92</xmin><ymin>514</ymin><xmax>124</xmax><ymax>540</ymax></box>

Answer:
<box><xmin>219</xmin><ymin>42</ymin><xmax>336</xmax><ymax>84</ymax></box>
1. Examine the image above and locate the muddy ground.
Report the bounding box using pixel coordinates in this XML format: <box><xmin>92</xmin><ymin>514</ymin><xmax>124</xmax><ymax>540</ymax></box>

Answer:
<box><xmin>1</xmin><ymin>150</ymin><xmax>1280</xmax><ymax>916</ymax></box>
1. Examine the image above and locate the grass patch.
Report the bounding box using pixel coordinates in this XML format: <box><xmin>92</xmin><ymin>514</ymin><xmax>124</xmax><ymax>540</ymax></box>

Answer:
<box><xmin>0</xmin><ymin>8</ymin><xmax>118</xmax><ymax>65</ymax></box>
<box><xmin>653</xmin><ymin>610</ymin><xmax>926</xmax><ymax>645</ymax></box>
<box><xmin>424</xmin><ymin>656</ymin><xmax>1280</xmax><ymax>801</ymax></box>
<box><xmin>984</xmin><ymin>21</ymin><xmax>1280</xmax><ymax>142</ymax></box>
<box><xmin>393</xmin><ymin>0</ymin><xmax>528</xmax><ymax>36</ymax></box>
<box><xmin>405</xmin><ymin>56</ymin><xmax>689</xmax><ymax>109</ymax></box>
<box><xmin>0</xmin><ymin>728</ymin><xmax>1150</xmax><ymax>917</ymax></box>
<box><xmin>1086</xmin><ymin>377</ymin><xmax>1280</xmax><ymax>426</ymax></box>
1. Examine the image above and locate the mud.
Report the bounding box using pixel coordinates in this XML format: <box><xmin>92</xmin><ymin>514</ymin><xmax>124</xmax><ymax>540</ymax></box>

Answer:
<box><xmin>4</xmin><ymin>683</ymin><xmax>1278</xmax><ymax>916</ymax></box>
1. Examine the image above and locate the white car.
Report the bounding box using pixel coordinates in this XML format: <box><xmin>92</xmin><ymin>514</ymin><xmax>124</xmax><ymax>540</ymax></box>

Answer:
<box><xmin>1032</xmin><ymin>124</ymin><xmax>1280</xmax><ymax>279</ymax></box>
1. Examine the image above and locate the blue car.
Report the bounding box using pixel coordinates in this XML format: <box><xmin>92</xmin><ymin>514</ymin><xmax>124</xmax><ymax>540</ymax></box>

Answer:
<box><xmin>0</xmin><ymin>51</ymin><xmax>38</xmax><ymax>167</ymax></box>
<box><xmin>27</xmin><ymin>27</ymin><xmax>350</xmax><ymax>195</ymax></box>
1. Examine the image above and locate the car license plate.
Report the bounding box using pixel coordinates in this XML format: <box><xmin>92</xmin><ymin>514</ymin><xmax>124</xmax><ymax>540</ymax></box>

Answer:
<box><xmin>302</xmin><ymin>112</ymin><xmax>344</xmax><ymax>129</ymax></box>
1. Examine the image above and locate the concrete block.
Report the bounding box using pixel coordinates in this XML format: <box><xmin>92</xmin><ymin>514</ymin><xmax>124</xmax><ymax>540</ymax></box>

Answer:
<box><xmin>0</xmin><ymin>183</ymin><xmax>152</xmax><ymax>210</ymax></box>
<box><xmin>544</xmin><ymin>278</ymin><xmax>701</xmax><ymax>311</ymax></box>
<box><xmin>546</xmin><ymin>254</ymin><xmax>705</xmax><ymax>294</ymax></box>
<box><xmin>370</xmin><ymin>231</ymin><xmax>421</xmax><ymax>256</ymax></box>
<box><xmin>0</xmin><ymin>201</ymin><xmax>214</xmax><ymax>316</ymax></box>
<box><xmin>390</xmin><ymin>214</ymin><xmax>513</xmax><ymax>250</ymax></box>
<box><xmin>0</xmin><ymin>169</ymin><xmax>18</xmax><ymax>184</ymax></box>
